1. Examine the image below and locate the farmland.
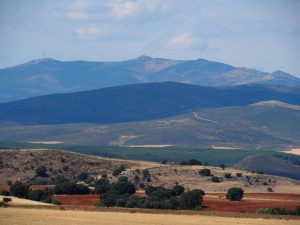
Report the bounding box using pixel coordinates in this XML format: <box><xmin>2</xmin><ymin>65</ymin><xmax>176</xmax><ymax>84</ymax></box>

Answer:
<box><xmin>47</xmin><ymin>193</ymin><xmax>300</xmax><ymax>213</ymax></box>
<box><xmin>0</xmin><ymin>208</ymin><xmax>299</xmax><ymax>225</ymax></box>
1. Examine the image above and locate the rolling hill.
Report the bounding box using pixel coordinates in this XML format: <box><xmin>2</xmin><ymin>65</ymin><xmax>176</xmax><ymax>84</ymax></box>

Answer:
<box><xmin>1</xmin><ymin>56</ymin><xmax>299</xmax><ymax>103</ymax></box>
<box><xmin>0</xmin><ymin>82</ymin><xmax>300</xmax><ymax>125</ymax></box>
<box><xmin>1</xmin><ymin>149</ymin><xmax>299</xmax><ymax>190</ymax></box>
<box><xmin>1</xmin><ymin>102</ymin><xmax>300</xmax><ymax>150</ymax></box>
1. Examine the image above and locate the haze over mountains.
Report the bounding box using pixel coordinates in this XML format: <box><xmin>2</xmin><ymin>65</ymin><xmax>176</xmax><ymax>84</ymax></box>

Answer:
<box><xmin>1</xmin><ymin>55</ymin><xmax>300</xmax><ymax>180</ymax></box>
<box><xmin>1</xmin><ymin>56</ymin><xmax>300</xmax><ymax>103</ymax></box>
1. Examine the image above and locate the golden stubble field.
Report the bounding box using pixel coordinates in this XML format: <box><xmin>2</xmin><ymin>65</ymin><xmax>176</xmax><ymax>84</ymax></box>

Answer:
<box><xmin>0</xmin><ymin>208</ymin><xmax>300</xmax><ymax>225</ymax></box>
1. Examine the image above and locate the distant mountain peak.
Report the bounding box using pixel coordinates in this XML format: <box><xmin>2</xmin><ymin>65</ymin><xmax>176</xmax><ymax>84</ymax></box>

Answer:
<box><xmin>135</xmin><ymin>55</ymin><xmax>153</xmax><ymax>60</ymax></box>
<box><xmin>28</xmin><ymin>58</ymin><xmax>58</xmax><ymax>64</ymax></box>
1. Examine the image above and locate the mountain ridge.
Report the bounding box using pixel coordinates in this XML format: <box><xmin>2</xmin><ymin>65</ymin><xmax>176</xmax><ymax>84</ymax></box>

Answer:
<box><xmin>1</xmin><ymin>56</ymin><xmax>299</xmax><ymax>103</ymax></box>
<box><xmin>0</xmin><ymin>81</ymin><xmax>300</xmax><ymax>125</ymax></box>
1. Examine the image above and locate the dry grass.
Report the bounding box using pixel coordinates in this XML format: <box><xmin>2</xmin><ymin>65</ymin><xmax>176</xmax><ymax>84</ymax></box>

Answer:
<box><xmin>0</xmin><ymin>195</ymin><xmax>51</xmax><ymax>206</ymax></box>
<box><xmin>0</xmin><ymin>208</ymin><xmax>299</xmax><ymax>225</ymax></box>
<box><xmin>143</xmin><ymin>165</ymin><xmax>300</xmax><ymax>193</ymax></box>
<box><xmin>0</xmin><ymin>149</ymin><xmax>159</xmax><ymax>183</ymax></box>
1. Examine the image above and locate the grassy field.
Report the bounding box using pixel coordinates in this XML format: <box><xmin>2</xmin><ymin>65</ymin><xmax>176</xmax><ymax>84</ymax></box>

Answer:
<box><xmin>0</xmin><ymin>141</ymin><xmax>279</xmax><ymax>166</ymax></box>
<box><xmin>0</xmin><ymin>195</ymin><xmax>50</xmax><ymax>206</ymax></box>
<box><xmin>0</xmin><ymin>208</ymin><xmax>299</xmax><ymax>225</ymax></box>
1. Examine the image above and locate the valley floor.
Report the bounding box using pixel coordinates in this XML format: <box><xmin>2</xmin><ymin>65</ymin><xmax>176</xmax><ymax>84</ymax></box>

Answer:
<box><xmin>1</xmin><ymin>208</ymin><xmax>299</xmax><ymax>225</ymax></box>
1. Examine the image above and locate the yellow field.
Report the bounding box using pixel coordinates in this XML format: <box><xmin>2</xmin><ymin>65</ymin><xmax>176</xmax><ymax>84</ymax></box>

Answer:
<box><xmin>0</xmin><ymin>195</ymin><xmax>51</xmax><ymax>206</ymax></box>
<box><xmin>0</xmin><ymin>208</ymin><xmax>299</xmax><ymax>225</ymax></box>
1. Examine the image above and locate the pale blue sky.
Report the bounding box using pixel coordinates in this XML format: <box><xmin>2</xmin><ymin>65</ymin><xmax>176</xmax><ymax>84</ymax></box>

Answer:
<box><xmin>1</xmin><ymin>0</ymin><xmax>300</xmax><ymax>76</ymax></box>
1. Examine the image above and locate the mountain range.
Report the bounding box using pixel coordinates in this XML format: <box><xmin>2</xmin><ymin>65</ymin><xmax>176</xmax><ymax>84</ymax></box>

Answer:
<box><xmin>1</xmin><ymin>55</ymin><xmax>300</xmax><ymax>103</ymax></box>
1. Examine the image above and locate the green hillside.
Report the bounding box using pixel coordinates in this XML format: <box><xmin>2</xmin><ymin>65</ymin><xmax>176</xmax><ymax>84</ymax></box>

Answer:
<box><xmin>1</xmin><ymin>104</ymin><xmax>299</xmax><ymax>150</ymax></box>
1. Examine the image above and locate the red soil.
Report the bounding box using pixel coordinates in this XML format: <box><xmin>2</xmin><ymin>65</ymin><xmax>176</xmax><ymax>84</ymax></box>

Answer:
<box><xmin>0</xmin><ymin>185</ymin><xmax>55</xmax><ymax>192</ymax></box>
<box><xmin>203</xmin><ymin>193</ymin><xmax>300</xmax><ymax>213</ymax></box>
<box><xmin>0</xmin><ymin>185</ymin><xmax>10</xmax><ymax>191</ymax></box>
<box><xmin>52</xmin><ymin>194</ymin><xmax>100</xmax><ymax>206</ymax></box>
<box><xmin>30</xmin><ymin>185</ymin><xmax>55</xmax><ymax>191</ymax></box>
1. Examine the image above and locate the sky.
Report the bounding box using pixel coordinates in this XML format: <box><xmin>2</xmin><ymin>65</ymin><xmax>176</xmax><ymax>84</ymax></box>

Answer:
<box><xmin>0</xmin><ymin>0</ymin><xmax>300</xmax><ymax>77</ymax></box>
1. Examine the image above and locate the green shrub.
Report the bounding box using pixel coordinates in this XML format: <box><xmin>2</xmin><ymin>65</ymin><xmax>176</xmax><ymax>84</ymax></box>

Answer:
<box><xmin>236</xmin><ymin>173</ymin><xmax>243</xmax><ymax>177</ymax></box>
<box><xmin>257</xmin><ymin>206</ymin><xmax>300</xmax><ymax>216</ymax></box>
<box><xmin>211</xmin><ymin>176</ymin><xmax>221</xmax><ymax>183</ymax></box>
<box><xmin>110</xmin><ymin>180</ymin><xmax>136</xmax><ymax>195</ymax></box>
<box><xmin>199</xmin><ymin>168</ymin><xmax>211</xmax><ymax>176</ymax></box>
<box><xmin>77</xmin><ymin>172</ymin><xmax>89</xmax><ymax>181</ymax></box>
<box><xmin>54</xmin><ymin>182</ymin><xmax>90</xmax><ymax>195</ymax></box>
<box><xmin>224</xmin><ymin>173</ymin><xmax>232</xmax><ymax>179</ymax></box>
<box><xmin>180</xmin><ymin>159</ymin><xmax>201</xmax><ymax>166</ymax></box>
<box><xmin>179</xmin><ymin>189</ymin><xmax>205</xmax><ymax>210</ymax></box>
<box><xmin>149</xmin><ymin>189</ymin><xmax>172</xmax><ymax>201</ymax></box>
<box><xmin>52</xmin><ymin>199</ymin><xmax>61</xmax><ymax>205</ymax></box>
<box><xmin>28</xmin><ymin>190</ymin><xmax>45</xmax><ymax>201</ymax></box>
<box><xmin>35</xmin><ymin>166</ymin><xmax>48</xmax><ymax>177</ymax></box>
<box><xmin>112</xmin><ymin>165</ymin><xmax>125</xmax><ymax>176</ymax></box>
<box><xmin>0</xmin><ymin>190</ymin><xmax>10</xmax><ymax>196</ymax></box>
<box><xmin>142</xmin><ymin>169</ymin><xmax>150</xmax><ymax>179</ymax></box>
<box><xmin>3</xmin><ymin>197</ymin><xmax>12</xmax><ymax>204</ymax></box>
<box><xmin>226</xmin><ymin>187</ymin><xmax>244</xmax><ymax>201</ymax></box>
<box><xmin>172</xmin><ymin>185</ymin><xmax>185</xmax><ymax>196</ymax></box>
<box><xmin>10</xmin><ymin>181</ymin><xmax>29</xmax><ymax>198</ymax></box>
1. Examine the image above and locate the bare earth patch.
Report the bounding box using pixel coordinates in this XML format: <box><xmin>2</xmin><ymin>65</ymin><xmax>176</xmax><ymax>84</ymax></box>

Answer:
<box><xmin>126</xmin><ymin>144</ymin><xmax>172</xmax><ymax>147</ymax></box>
<box><xmin>27</xmin><ymin>141</ymin><xmax>64</xmax><ymax>144</ymax></box>
<box><xmin>281</xmin><ymin>148</ymin><xmax>300</xmax><ymax>156</ymax></box>
<box><xmin>211</xmin><ymin>146</ymin><xmax>241</xmax><ymax>150</ymax></box>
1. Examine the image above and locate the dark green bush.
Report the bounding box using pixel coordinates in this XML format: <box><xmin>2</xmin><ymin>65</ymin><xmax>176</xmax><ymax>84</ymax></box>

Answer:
<box><xmin>54</xmin><ymin>182</ymin><xmax>90</xmax><ymax>195</ymax></box>
<box><xmin>35</xmin><ymin>166</ymin><xmax>48</xmax><ymax>177</ymax></box>
<box><xmin>172</xmin><ymin>185</ymin><xmax>185</xmax><ymax>196</ymax></box>
<box><xmin>211</xmin><ymin>176</ymin><xmax>221</xmax><ymax>183</ymax></box>
<box><xmin>199</xmin><ymin>168</ymin><xmax>211</xmax><ymax>176</ymax></box>
<box><xmin>179</xmin><ymin>189</ymin><xmax>205</xmax><ymax>210</ymax></box>
<box><xmin>3</xmin><ymin>197</ymin><xmax>11</xmax><ymax>204</ymax></box>
<box><xmin>257</xmin><ymin>206</ymin><xmax>300</xmax><ymax>216</ymax></box>
<box><xmin>112</xmin><ymin>165</ymin><xmax>125</xmax><ymax>176</ymax></box>
<box><xmin>226</xmin><ymin>187</ymin><xmax>244</xmax><ymax>201</ymax></box>
<box><xmin>180</xmin><ymin>159</ymin><xmax>201</xmax><ymax>166</ymax></box>
<box><xmin>10</xmin><ymin>181</ymin><xmax>29</xmax><ymax>198</ymax></box>
<box><xmin>0</xmin><ymin>190</ymin><xmax>10</xmax><ymax>196</ymax></box>
<box><xmin>224</xmin><ymin>173</ymin><xmax>232</xmax><ymax>179</ymax></box>
<box><xmin>110</xmin><ymin>180</ymin><xmax>136</xmax><ymax>195</ymax></box>
<box><xmin>77</xmin><ymin>172</ymin><xmax>89</xmax><ymax>181</ymax></box>
<box><xmin>236</xmin><ymin>173</ymin><xmax>243</xmax><ymax>177</ymax></box>
<box><xmin>52</xmin><ymin>199</ymin><xmax>61</xmax><ymax>205</ymax></box>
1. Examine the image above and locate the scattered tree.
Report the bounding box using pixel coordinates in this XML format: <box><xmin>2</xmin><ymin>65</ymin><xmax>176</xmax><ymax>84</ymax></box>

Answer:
<box><xmin>10</xmin><ymin>181</ymin><xmax>29</xmax><ymax>198</ymax></box>
<box><xmin>112</xmin><ymin>165</ymin><xmax>125</xmax><ymax>176</ymax></box>
<box><xmin>172</xmin><ymin>185</ymin><xmax>185</xmax><ymax>196</ymax></box>
<box><xmin>77</xmin><ymin>172</ymin><xmax>89</xmax><ymax>181</ymax></box>
<box><xmin>199</xmin><ymin>168</ymin><xmax>211</xmax><ymax>176</ymax></box>
<box><xmin>224</xmin><ymin>173</ymin><xmax>232</xmax><ymax>179</ymax></box>
<box><xmin>236</xmin><ymin>173</ymin><xmax>243</xmax><ymax>177</ymax></box>
<box><xmin>179</xmin><ymin>189</ymin><xmax>205</xmax><ymax>210</ymax></box>
<box><xmin>211</xmin><ymin>176</ymin><xmax>221</xmax><ymax>183</ymax></box>
<box><xmin>226</xmin><ymin>187</ymin><xmax>244</xmax><ymax>201</ymax></box>
<box><xmin>35</xmin><ymin>166</ymin><xmax>48</xmax><ymax>177</ymax></box>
